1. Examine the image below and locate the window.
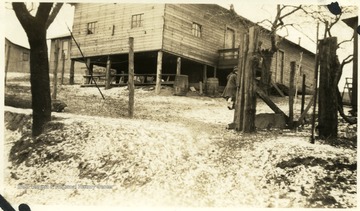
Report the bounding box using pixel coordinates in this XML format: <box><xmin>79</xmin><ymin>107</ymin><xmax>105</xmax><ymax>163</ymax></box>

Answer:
<box><xmin>192</xmin><ymin>22</ymin><xmax>202</xmax><ymax>38</ymax></box>
<box><xmin>22</xmin><ymin>52</ymin><xmax>29</xmax><ymax>61</ymax></box>
<box><xmin>87</xmin><ymin>22</ymin><xmax>97</xmax><ymax>35</ymax></box>
<box><xmin>62</xmin><ymin>40</ymin><xmax>69</xmax><ymax>59</ymax></box>
<box><xmin>131</xmin><ymin>14</ymin><xmax>143</xmax><ymax>28</ymax></box>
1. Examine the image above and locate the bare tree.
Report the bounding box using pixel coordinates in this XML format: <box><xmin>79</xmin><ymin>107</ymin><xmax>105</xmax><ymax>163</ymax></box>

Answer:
<box><xmin>210</xmin><ymin>4</ymin><xmax>304</xmax><ymax>95</ymax></box>
<box><xmin>12</xmin><ymin>2</ymin><xmax>63</xmax><ymax>136</ymax></box>
<box><xmin>312</xmin><ymin>6</ymin><xmax>356</xmax><ymax>116</ymax></box>
<box><xmin>304</xmin><ymin>5</ymin><xmax>357</xmax><ymax>138</ymax></box>
<box><xmin>256</xmin><ymin>5</ymin><xmax>303</xmax><ymax>94</ymax></box>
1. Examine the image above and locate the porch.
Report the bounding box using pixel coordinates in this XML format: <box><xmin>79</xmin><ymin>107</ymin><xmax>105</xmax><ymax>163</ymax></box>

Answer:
<box><xmin>217</xmin><ymin>48</ymin><xmax>239</xmax><ymax>70</ymax></box>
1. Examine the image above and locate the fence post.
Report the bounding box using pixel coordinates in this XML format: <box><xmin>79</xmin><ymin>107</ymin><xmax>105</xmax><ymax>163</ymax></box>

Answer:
<box><xmin>128</xmin><ymin>37</ymin><xmax>135</xmax><ymax>118</ymax></box>
<box><xmin>105</xmin><ymin>55</ymin><xmax>112</xmax><ymax>90</ymax></box>
<box><xmin>61</xmin><ymin>52</ymin><xmax>65</xmax><ymax>85</ymax></box>
<box><xmin>289</xmin><ymin>61</ymin><xmax>296</xmax><ymax>128</ymax></box>
<box><xmin>69</xmin><ymin>60</ymin><xmax>75</xmax><ymax>85</ymax></box>
<box><xmin>301</xmin><ymin>74</ymin><xmax>306</xmax><ymax>116</ymax></box>
<box><xmin>318</xmin><ymin>37</ymin><xmax>338</xmax><ymax>139</ymax></box>
<box><xmin>234</xmin><ymin>26</ymin><xmax>259</xmax><ymax>132</ymax></box>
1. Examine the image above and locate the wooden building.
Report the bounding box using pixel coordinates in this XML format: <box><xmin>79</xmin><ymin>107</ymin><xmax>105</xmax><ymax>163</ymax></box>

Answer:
<box><xmin>5</xmin><ymin>38</ymin><xmax>30</xmax><ymax>73</ymax></box>
<box><xmin>49</xmin><ymin>33</ymin><xmax>87</xmax><ymax>84</ymax></box>
<box><xmin>69</xmin><ymin>3</ymin><xmax>315</xmax><ymax>90</ymax></box>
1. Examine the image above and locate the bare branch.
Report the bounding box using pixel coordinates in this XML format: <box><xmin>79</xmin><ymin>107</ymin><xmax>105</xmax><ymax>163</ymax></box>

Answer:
<box><xmin>35</xmin><ymin>3</ymin><xmax>53</xmax><ymax>25</ymax></box>
<box><xmin>279</xmin><ymin>5</ymin><xmax>302</xmax><ymax>20</ymax></box>
<box><xmin>337</xmin><ymin>34</ymin><xmax>354</xmax><ymax>47</ymax></box>
<box><xmin>12</xmin><ymin>2</ymin><xmax>36</xmax><ymax>32</ymax></box>
<box><xmin>256</xmin><ymin>19</ymin><xmax>273</xmax><ymax>27</ymax></box>
<box><xmin>28</xmin><ymin>3</ymin><xmax>35</xmax><ymax>13</ymax></box>
<box><xmin>337</xmin><ymin>55</ymin><xmax>354</xmax><ymax>83</ymax></box>
<box><xmin>341</xmin><ymin>55</ymin><xmax>353</xmax><ymax>67</ymax></box>
<box><xmin>45</xmin><ymin>3</ymin><xmax>63</xmax><ymax>29</ymax></box>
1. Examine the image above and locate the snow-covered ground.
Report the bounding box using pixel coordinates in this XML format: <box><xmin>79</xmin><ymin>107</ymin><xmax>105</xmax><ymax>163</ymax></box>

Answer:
<box><xmin>3</xmin><ymin>73</ymin><xmax>357</xmax><ymax>208</ymax></box>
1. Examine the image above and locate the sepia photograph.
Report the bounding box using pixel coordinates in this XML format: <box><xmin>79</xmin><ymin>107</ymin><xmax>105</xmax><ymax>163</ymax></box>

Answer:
<box><xmin>2</xmin><ymin>0</ymin><xmax>358</xmax><ymax>209</ymax></box>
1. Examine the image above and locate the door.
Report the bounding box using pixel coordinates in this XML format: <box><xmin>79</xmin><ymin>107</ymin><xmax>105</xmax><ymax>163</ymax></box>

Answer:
<box><xmin>225</xmin><ymin>27</ymin><xmax>235</xmax><ymax>49</ymax></box>
<box><xmin>224</xmin><ymin>28</ymin><xmax>235</xmax><ymax>61</ymax></box>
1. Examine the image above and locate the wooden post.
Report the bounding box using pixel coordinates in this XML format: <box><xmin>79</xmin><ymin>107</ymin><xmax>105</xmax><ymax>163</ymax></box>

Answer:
<box><xmin>105</xmin><ymin>55</ymin><xmax>112</xmax><ymax>89</ymax></box>
<box><xmin>289</xmin><ymin>61</ymin><xmax>296</xmax><ymax>128</ymax></box>
<box><xmin>69</xmin><ymin>60</ymin><xmax>75</xmax><ymax>85</ymax></box>
<box><xmin>318</xmin><ymin>37</ymin><xmax>338</xmax><ymax>139</ymax></box>
<box><xmin>214</xmin><ymin>66</ymin><xmax>217</xmax><ymax>77</ymax></box>
<box><xmin>85</xmin><ymin>58</ymin><xmax>93</xmax><ymax>84</ymax></box>
<box><xmin>5</xmin><ymin>45</ymin><xmax>11</xmax><ymax>86</ymax></box>
<box><xmin>155</xmin><ymin>51</ymin><xmax>163</xmax><ymax>94</ymax></box>
<box><xmin>256</xmin><ymin>87</ymin><xmax>289</xmax><ymax>123</ymax></box>
<box><xmin>234</xmin><ymin>37</ymin><xmax>247</xmax><ymax>130</ymax></box>
<box><xmin>351</xmin><ymin>20</ymin><xmax>358</xmax><ymax>113</ymax></box>
<box><xmin>128</xmin><ymin>37</ymin><xmax>135</xmax><ymax>118</ymax></box>
<box><xmin>203</xmin><ymin>64</ymin><xmax>207</xmax><ymax>93</ymax></box>
<box><xmin>311</xmin><ymin>22</ymin><xmax>320</xmax><ymax>143</ymax></box>
<box><xmin>176</xmin><ymin>57</ymin><xmax>181</xmax><ymax>75</ymax></box>
<box><xmin>301</xmin><ymin>74</ymin><xmax>306</xmax><ymax>115</ymax></box>
<box><xmin>199</xmin><ymin>81</ymin><xmax>203</xmax><ymax>95</ymax></box>
<box><xmin>297</xmin><ymin>95</ymin><xmax>314</xmax><ymax>126</ymax></box>
<box><xmin>61</xmin><ymin>52</ymin><xmax>65</xmax><ymax>85</ymax></box>
<box><xmin>52</xmin><ymin>40</ymin><xmax>60</xmax><ymax>100</ymax></box>
<box><xmin>234</xmin><ymin>27</ymin><xmax>259</xmax><ymax>132</ymax></box>
<box><xmin>242</xmin><ymin>27</ymin><xmax>259</xmax><ymax>132</ymax></box>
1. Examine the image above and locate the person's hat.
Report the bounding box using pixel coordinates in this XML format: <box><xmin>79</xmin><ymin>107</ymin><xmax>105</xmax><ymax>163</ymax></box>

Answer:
<box><xmin>233</xmin><ymin>66</ymin><xmax>238</xmax><ymax>70</ymax></box>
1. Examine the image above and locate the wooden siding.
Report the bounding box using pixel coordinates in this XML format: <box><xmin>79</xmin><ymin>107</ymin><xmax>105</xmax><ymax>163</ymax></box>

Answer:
<box><xmin>5</xmin><ymin>38</ymin><xmax>30</xmax><ymax>73</ymax></box>
<box><xmin>163</xmin><ymin>4</ymin><xmax>247</xmax><ymax>66</ymax></box>
<box><xmin>258</xmin><ymin>31</ymin><xmax>315</xmax><ymax>90</ymax></box>
<box><xmin>69</xmin><ymin>3</ymin><xmax>315</xmax><ymax>90</ymax></box>
<box><xmin>49</xmin><ymin>36</ymin><xmax>87</xmax><ymax>77</ymax></box>
<box><xmin>71</xmin><ymin>3</ymin><xmax>165</xmax><ymax>58</ymax></box>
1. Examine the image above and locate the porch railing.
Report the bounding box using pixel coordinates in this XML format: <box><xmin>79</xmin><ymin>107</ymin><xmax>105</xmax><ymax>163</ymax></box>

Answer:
<box><xmin>218</xmin><ymin>48</ymin><xmax>239</xmax><ymax>69</ymax></box>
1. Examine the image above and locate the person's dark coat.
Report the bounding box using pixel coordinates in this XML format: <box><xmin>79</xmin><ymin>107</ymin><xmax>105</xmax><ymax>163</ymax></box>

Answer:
<box><xmin>222</xmin><ymin>72</ymin><xmax>237</xmax><ymax>99</ymax></box>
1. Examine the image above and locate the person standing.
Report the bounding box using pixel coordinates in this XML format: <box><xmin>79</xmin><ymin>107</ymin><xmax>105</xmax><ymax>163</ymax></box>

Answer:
<box><xmin>222</xmin><ymin>66</ymin><xmax>238</xmax><ymax>110</ymax></box>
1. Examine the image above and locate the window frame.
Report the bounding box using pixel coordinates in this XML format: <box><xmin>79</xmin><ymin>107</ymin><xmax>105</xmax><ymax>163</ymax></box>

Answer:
<box><xmin>192</xmin><ymin>22</ymin><xmax>202</xmax><ymax>38</ymax></box>
<box><xmin>131</xmin><ymin>13</ymin><xmax>144</xmax><ymax>29</ymax></box>
<box><xmin>22</xmin><ymin>52</ymin><xmax>29</xmax><ymax>61</ymax></box>
<box><xmin>86</xmin><ymin>21</ymin><xmax>97</xmax><ymax>35</ymax></box>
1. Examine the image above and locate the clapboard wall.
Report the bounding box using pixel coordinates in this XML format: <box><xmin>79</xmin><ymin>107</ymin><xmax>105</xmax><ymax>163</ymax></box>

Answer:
<box><xmin>260</xmin><ymin>31</ymin><xmax>315</xmax><ymax>90</ymax></box>
<box><xmin>70</xmin><ymin>3</ymin><xmax>315</xmax><ymax>90</ymax></box>
<box><xmin>162</xmin><ymin>4</ymin><xmax>248</xmax><ymax>66</ymax></box>
<box><xmin>71</xmin><ymin>3</ymin><xmax>165</xmax><ymax>58</ymax></box>
<box><xmin>5</xmin><ymin>38</ymin><xmax>30</xmax><ymax>73</ymax></box>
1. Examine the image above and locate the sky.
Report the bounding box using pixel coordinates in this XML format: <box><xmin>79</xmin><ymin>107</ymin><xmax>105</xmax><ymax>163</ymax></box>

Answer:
<box><xmin>1</xmin><ymin>0</ymin><xmax>359</xmax><ymax>89</ymax></box>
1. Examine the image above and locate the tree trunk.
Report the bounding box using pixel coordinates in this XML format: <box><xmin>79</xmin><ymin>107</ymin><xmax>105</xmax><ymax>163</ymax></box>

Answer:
<box><xmin>260</xmin><ymin>50</ymin><xmax>275</xmax><ymax>95</ymax></box>
<box><xmin>28</xmin><ymin>29</ymin><xmax>52</xmax><ymax>136</ymax></box>
<box><xmin>318</xmin><ymin>37</ymin><xmax>338</xmax><ymax>139</ymax></box>
<box><xmin>12</xmin><ymin>2</ymin><xmax>62</xmax><ymax>136</ymax></box>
